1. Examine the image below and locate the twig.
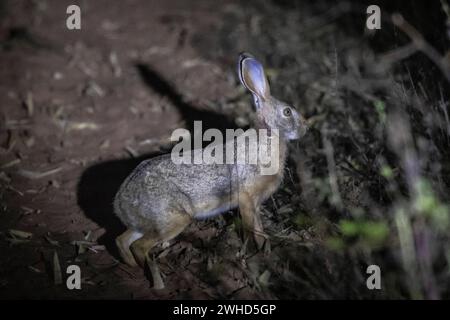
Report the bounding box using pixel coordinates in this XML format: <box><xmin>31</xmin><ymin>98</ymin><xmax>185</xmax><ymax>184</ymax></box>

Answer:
<box><xmin>17</xmin><ymin>167</ymin><xmax>63</xmax><ymax>179</ymax></box>
<box><xmin>392</xmin><ymin>13</ymin><xmax>450</xmax><ymax>83</ymax></box>
<box><xmin>379</xmin><ymin>43</ymin><xmax>418</xmax><ymax>66</ymax></box>
<box><xmin>1</xmin><ymin>158</ymin><xmax>21</xmax><ymax>169</ymax></box>
<box><xmin>322</xmin><ymin>130</ymin><xmax>343</xmax><ymax>210</ymax></box>
<box><xmin>53</xmin><ymin>251</ymin><xmax>63</xmax><ymax>285</ymax></box>
<box><xmin>25</xmin><ymin>92</ymin><xmax>34</xmax><ymax>117</ymax></box>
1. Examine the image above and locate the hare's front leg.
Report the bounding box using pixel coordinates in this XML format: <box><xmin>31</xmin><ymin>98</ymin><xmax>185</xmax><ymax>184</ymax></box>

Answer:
<box><xmin>253</xmin><ymin>209</ymin><xmax>270</xmax><ymax>252</ymax></box>
<box><xmin>116</xmin><ymin>229</ymin><xmax>143</xmax><ymax>267</ymax></box>
<box><xmin>238</xmin><ymin>193</ymin><xmax>268</xmax><ymax>250</ymax></box>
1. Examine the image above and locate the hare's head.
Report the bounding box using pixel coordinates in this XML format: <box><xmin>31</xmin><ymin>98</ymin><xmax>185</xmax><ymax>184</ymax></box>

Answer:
<box><xmin>238</xmin><ymin>53</ymin><xmax>307</xmax><ymax>140</ymax></box>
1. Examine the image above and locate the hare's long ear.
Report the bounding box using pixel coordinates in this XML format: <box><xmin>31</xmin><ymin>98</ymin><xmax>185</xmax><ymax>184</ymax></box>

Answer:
<box><xmin>238</xmin><ymin>53</ymin><xmax>271</xmax><ymax>106</ymax></box>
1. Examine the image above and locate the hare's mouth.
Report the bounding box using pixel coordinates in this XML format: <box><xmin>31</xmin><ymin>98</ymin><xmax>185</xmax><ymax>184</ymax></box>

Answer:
<box><xmin>286</xmin><ymin>131</ymin><xmax>301</xmax><ymax>140</ymax></box>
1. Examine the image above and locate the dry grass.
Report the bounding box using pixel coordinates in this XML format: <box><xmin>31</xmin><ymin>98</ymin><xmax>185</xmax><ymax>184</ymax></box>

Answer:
<box><xmin>192</xmin><ymin>0</ymin><xmax>450</xmax><ymax>299</ymax></box>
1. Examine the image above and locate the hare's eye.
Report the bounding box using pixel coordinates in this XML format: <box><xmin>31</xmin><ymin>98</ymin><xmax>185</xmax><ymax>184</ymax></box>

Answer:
<box><xmin>283</xmin><ymin>107</ymin><xmax>292</xmax><ymax>117</ymax></box>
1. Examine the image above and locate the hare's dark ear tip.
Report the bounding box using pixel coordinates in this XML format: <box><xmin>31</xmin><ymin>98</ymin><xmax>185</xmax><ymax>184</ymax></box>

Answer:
<box><xmin>238</xmin><ymin>52</ymin><xmax>254</xmax><ymax>63</ymax></box>
<box><xmin>238</xmin><ymin>52</ymin><xmax>255</xmax><ymax>83</ymax></box>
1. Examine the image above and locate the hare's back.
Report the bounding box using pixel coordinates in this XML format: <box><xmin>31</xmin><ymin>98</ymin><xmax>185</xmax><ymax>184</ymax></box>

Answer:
<box><xmin>114</xmin><ymin>154</ymin><xmax>251</xmax><ymax>223</ymax></box>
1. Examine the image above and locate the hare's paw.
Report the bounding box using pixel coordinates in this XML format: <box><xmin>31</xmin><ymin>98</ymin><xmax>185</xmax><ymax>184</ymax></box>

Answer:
<box><xmin>130</xmin><ymin>234</ymin><xmax>158</xmax><ymax>268</ymax></box>
<box><xmin>254</xmin><ymin>232</ymin><xmax>271</xmax><ymax>254</ymax></box>
<box><xmin>262</xmin><ymin>237</ymin><xmax>271</xmax><ymax>255</ymax></box>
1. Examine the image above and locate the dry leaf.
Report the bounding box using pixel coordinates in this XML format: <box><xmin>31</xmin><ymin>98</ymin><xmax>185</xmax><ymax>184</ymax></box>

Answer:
<box><xmin>258</xmin><ymin>270</ymin><xmax>271</xmax><ymax>287</ymax></box>
<box><xmin>28</xmin><ymin>266</ymin><xmax>42</xmax><ymax>273</ymax></box>
<box><xmin>17</xmin><ymin>167</ymin><xmax>62</xmax><ymax>179</ymax></box>
<box><xmin>44</xmin><ymin>235</ymin><xmax>59</xmax><ymax>246</ymax></box>
<box><xmin>9</xmin><ymin>229</ymin><xmax>33</xmax><ymax>239</ymax></box>
<box><xmin>25</xmin><ymin>92</ymin><xmax>34</xmax><ymax>117</ymax></box>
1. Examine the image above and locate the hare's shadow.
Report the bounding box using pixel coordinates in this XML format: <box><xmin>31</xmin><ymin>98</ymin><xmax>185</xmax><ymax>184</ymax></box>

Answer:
<box><xmin>77</xmin><ymin>63</ymin><xmax>237</xmax><ymax>258</ymax></box>
<box><xmin>77</xmin><ymin>153</ymin><xmax>155</xmax><ymax>258</ymax></box>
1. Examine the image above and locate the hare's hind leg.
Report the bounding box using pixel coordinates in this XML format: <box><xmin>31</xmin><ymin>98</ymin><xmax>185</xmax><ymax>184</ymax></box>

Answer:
<box><xmin>116</xmin><ymin>229</ymin><xmax>143</xmax><ymax>267</ymax></box>
<box><xmin>131</xmin><ymin>212</ymin><xmax>191</xmax><ymax>267</ymax></box>
<box><xmin>130</xmin><ymin>233</ymin><xmax>158</xmax><ymax>268</ymax></box>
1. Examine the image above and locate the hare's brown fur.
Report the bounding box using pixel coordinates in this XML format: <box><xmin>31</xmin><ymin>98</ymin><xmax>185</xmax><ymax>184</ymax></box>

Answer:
<box><xmin>114</xmin><ymin>53</ymin><xmax>306</xmax><ymax>268</ymax></box>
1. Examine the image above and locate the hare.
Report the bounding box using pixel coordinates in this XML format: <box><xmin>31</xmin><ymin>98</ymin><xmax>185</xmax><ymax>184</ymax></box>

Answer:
<box><xmin>113</xmin><ymin>53</ymin><xmax>307</xmax><ymax>267</ymax></box>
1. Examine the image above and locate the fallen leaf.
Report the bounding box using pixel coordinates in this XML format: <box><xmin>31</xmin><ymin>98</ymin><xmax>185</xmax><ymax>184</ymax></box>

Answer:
<box><xmin>9</xmin><ymin>229</ymin><xmax>33</xmax><ymax>239</ymax></box>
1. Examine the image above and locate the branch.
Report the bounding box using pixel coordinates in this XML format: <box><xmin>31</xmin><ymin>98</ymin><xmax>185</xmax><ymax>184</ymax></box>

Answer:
<box><xmin>392</xmin><ymin>13</ymin><xmax>450</xmax><ymax>83</ymax></box>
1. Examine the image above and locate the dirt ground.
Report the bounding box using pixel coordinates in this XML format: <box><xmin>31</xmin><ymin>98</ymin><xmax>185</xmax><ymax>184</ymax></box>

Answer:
<box><xmin>0</xmin><ymin>0</ymin><xmax>257</xmax><ymax>299</ymax></box>
<box><xmin>1</xmin><ymin>0</ymin><xmax>450</xmax><ymax>299</ymax></box>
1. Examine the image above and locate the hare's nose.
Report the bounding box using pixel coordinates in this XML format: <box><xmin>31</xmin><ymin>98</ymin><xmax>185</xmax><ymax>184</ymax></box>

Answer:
<box><xmin>301</xmin><ymin>117</ymin><xmax>310</xmax><ymax>132</ymax></box>
<box><xmin>298</xmin><ymin>117</ymin><xmax>309</xmax><ymax>138</ymax></box>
